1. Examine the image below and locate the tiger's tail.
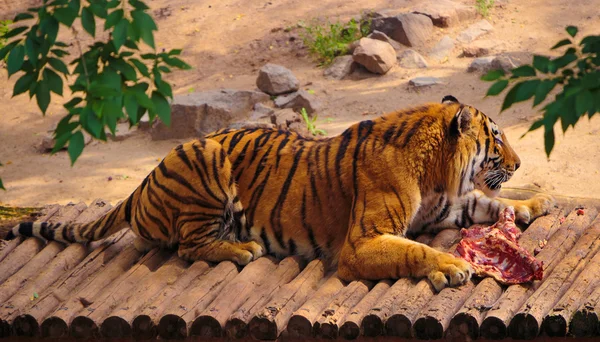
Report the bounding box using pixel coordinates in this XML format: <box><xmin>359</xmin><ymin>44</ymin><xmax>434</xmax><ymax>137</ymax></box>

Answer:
<box><xmin>6</xmin><ymin>195</ymin><xmax>134</xmax><ymax>244</ymax></box>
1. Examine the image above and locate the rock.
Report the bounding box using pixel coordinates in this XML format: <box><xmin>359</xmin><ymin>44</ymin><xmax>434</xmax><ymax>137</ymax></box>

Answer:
<box><xmin>270</xmin><ymin>108</ymin><xmax>301</xmax><ymax>128</ymax></box>
<box><xmin>408</xmin><ymin>77</ymin><xmax>443</xmax><ymax>87</ymax></box>
<box><xmin>412</xmin><ymin>0</ymin><xmax>477</xmax><ymax>27</ymax></box>
<box><xmin>398</xmin><ymin>49</ymin><xmax>428</xmax><ymax>69</ymax></box>
<box><xmin>249</xmin><ymin>103</ymin><xmax>275</xmax><ymax>121</ymax></box>
<box><xmin>429</xmin><ymin>35</ymin><xmax>454</xmax><ymax>61</ymax></box>
<box><xmin>288</xmin><ymin>121</ymin><xmax>311</xmax><ymax>136</ymax></box>
<box><xmin>352</xmin><ymin>37</ymin><xmax>396</xmax><ymax>74</ymax></box>
<box><xmin>150</xmin><ymin>89</ymin><xmax>270</xmax><ymax>140</ymax></box>
<box><xmin>274</xmin><ymin>90</ymin><xmax>322</xmax><ymax>115</ymax></box>
<box><xmin>467</xmin><ymin>56</ymin><xmax>496</xmax><ymax>72</ymax></box>
<box><xmin>367</xmin><ymin>30</ymin><xmax>402</xmax><ymax>50</ymax></box>
<box><xmin>491</xmin><ymin>54</ymin><xmax>518</xmax><ymax>72</ymax></box>
<box><xmin>370</xmin><ymin>13</ymin><xmax>434</xmax><ymax>48</ymax></box>
<box><xmin>255</xmin><ymin>63</ymin><xmax>299</xmax><ymax>95</ymax></box>
<box><xmin>138</xmin><ymin>113</ymin><xmax>151</xmax><ymax>130</ymax></box>
<box><xmin>324</xmin><ymin>55</ymin><xmax>357</xmax><ymax>80</ymax></box>
<box><xmin>462</xmin><ymin>39</ymin><xmax>504</xmax><ymax>57</ymax></box>
<box><xmin>37</xmin><ymin>132</ymin><xmax>92</xmax><ymax>153</ymax></box>
<box><xmin>456</xmin><ymin>20</ymin><xmax>494</xmax><ymax>44</ymax></box>
<box><xmin>107</xmin><ymin>122</ymin><xmax>139</xmax><ymax>141</ymax></box>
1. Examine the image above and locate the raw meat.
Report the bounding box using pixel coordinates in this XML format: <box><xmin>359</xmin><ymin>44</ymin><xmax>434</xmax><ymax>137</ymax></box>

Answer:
<box><xmin>455</xmin><ymin>206</ymin><xmax>544</xmax><ymax>284</ymax></box>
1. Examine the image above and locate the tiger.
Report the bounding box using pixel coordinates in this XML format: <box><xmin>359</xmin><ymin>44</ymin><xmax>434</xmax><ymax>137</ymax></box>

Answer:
<box><xmin>6</xmin><ymin>95</ymin><xmax>555</xmax><ymax>291</ymax></box>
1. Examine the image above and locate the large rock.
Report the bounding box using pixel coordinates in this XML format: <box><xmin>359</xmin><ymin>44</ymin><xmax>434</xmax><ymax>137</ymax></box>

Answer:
<box><xmin>256</xmin><ymin>63</ymin><xmax>299</xmax><ymax>95</ymax></box>
<box><xmin>370</xmin><ymin>13</ymin><xmax>434</xmax><ymax>48</ymax></box>
<box><xmin>462</xmin><ymin>39</ymin><xmax>504</xmax><ymax>57</ymax></box>
<box><xmin>457</xmin><ymin>20</ymin><xmax>494</xmax><ymax>44</ymax></box>
<box><xmin>150</xmin><ymin>89</ymin><xmax>270</xmax><ymax>140</ymax></box>
<box><xmin>398</xmin><ymin>49</ymin><xmax>428</xmax><ymax>69</ymax></box>
<box><xmin>429</xmin><ymin>35</ymin><xmax>455</xmax><ymax>61</ymax></box>
<box><xmin>467</xmin><ymin>56</ymin><xmax>496</xmax><ymax>72</ymax></box>
<box><xmin>352</xmin><ymin>37</ymin><xmax>396</xmax><ymax>74</ymax></box>
<box><xmin>324</xmin><ymin>55</ymin><xmax>357</xmax><ymax>80</ymax></box>
<box><xmin>367</xmin><ymin>30</ymin><xmax>402</xmax><ymax>50</ymax></box>
<box><xmin>274</xmin><ymin>90</ymin><xmax>322</xmax><ymax>114</ymax></box>
<box><xmin>409</xmin><ymin>77</ymin><xmax>443</xmax><ymax>87</ymax></box>
<box><xmin>412</xmin><ymin>0</ymin><xmax>477</xmax><ymax>27</ymax></box>
<box><xmin>491</xmin><ymin>54</ymin><xmax>518</xmax><ymax>72</ymax></box>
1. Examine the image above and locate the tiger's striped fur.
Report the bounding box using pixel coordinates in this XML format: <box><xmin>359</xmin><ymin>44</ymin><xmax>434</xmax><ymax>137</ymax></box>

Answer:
<box><xmin>7</xmin><ymin>96</ymin><xmax>554</xmax><ymax>291</ymax></box>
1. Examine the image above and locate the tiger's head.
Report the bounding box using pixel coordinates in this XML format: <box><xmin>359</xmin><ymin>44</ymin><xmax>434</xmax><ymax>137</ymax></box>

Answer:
<box><xmin>442</xmin><ymin>95</ymin><xmax>521</xmax><ymax>198</ymax></box>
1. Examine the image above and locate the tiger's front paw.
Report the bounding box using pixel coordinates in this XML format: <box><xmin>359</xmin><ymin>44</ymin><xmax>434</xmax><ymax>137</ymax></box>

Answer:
<box><xmin>515</xmin><ymin>193</ymin><xmax>556</xmax><ymax>224</ymax></box>
<box><xmin>428</xmin><ymin>253</ymin><xmax>472</xmax><ymax>292</ymax></box>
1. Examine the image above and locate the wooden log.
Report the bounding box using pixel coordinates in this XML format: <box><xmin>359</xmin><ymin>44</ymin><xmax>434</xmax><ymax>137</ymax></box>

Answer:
<box><xmin>189</xmin><ymin>257</ymin><xmax>278</xmax><ymax>338</ymax></box>
<box><xmin>248</xmin><ymin>259</ymin><xmax>326</xmax><ymax>340</ymax></box>
<box><xmin>131</xmin><ymin>260</ymin><xmax>211</xmax><ymax>340</ymax></box>
<box><xmin>11</xmin><ymin>230</ymin><xmax>133</xmax><ymax>338</ymax></box>
<box><xmin>0</xmin><ymin>238</ymin><xmax>45</xmax><ymax>284</ymax></box>
<box><xmin>40</xmin><ymin>245</ymin><xmax>142</xmax><ymax>338</ymax></box>
<box><xmin>225</xmin><ymin>256</ymin><xmax>304</xmax><ymax>339</ymax></box>
<box><xmin>543</xmin><ymin>244</ymin><xmax>600</xmax><ymax>337</ymax></box>
<box><xmin>155</xmin><ymin>261</ymin><xmax>238</xmax><ymax>340</ymax></box>
<box><xmin>313</xmin><ymin>279</ymin><xmax>374</xmax><ymax>339</ymax></box>
<box><xmin>338</xmin><ymin>280</ymin><xmax>392</xmax><ymax>340</ymax></box>
<box><xmin>69</xmin><ymin>248</ymin><xmax>169</xmax><ymax>338</ymax></box>
<box><xmin>480</xmin><ymin>208</ymin><xmax>598</xmax><ymax>339</ymax></box>
<box><xmin>570</xmin><ymin>286</ymin><xmax>600</xmax><ymax>337</ymax></box>
<box><xmin>508</xmin><ymin>213</ymin><xmax>600</xmax><ymax>339</ymax></box>
<box><xmin>286</xmin><ymin>274</ymin><xmax>345</xmax><ymax>338</ymax></box>
<box><xmin>446</xmin><ymin>210</ymin><xmax>564</xmax><ymax>340</ymax></box>
<box><xmin>384</xmin><ymin>229</ymin><xmax>462</xmax><ymax>338</ymax></box>
<box><xmin>361</xmin><ymin>278</ymin><xmax>414</xmax><ymax>337</ymax></box>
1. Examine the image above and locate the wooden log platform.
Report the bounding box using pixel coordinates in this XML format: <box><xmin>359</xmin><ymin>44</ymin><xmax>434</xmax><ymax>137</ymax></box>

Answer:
<box><xmin>2</xmin><ymin>197</ymin><xmax>600</xmax><ymax>340</ymax></box>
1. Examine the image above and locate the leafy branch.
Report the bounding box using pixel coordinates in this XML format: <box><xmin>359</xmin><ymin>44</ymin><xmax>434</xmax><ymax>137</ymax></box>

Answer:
<box><xmin>482</xmin><ymin>26</ymin><xmax>600</xmax><ymax>157</ymax></box>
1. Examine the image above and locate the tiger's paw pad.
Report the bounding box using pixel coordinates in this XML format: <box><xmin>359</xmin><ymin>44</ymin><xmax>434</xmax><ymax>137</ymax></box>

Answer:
<box><xmin>515</xmin><ymin>193</ymin><xmax>556</xmax><ymax>224</ymax></box>
<box><xmin>429</xmin><ymin>254</ymin><xmax>472</xmax><ymax>292</ymax></box>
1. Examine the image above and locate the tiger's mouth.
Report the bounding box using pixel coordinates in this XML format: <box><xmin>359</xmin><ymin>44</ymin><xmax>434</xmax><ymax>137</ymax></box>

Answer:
<box><xmin>475</xmin><ymin>169</ymin><xmax>512</xmax><ymax>198</ymax></box>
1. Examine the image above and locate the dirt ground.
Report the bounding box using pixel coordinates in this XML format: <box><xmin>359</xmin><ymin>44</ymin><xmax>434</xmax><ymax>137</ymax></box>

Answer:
<box><xmin>0</xmin><ymin>0</ymin><xmax>599</xmax><ymax>207</ymax></box>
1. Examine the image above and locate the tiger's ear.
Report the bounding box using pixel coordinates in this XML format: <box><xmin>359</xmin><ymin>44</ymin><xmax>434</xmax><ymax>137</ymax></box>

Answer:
<box><xmin>451</xmin><ymin>106</ymin><xmax>472</xmax><ymax>136</ymax></box>
<box><xmin>442</xmin><ymin>95</ymin><xmax>459</xmax><ymax>104</ymax></box>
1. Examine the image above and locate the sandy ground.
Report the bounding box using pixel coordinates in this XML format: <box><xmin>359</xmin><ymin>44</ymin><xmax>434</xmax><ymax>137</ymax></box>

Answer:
<box><xmin>0</xmin><ymin>0</ymin><xmax>599</xmax><ymax>207</ymax></box>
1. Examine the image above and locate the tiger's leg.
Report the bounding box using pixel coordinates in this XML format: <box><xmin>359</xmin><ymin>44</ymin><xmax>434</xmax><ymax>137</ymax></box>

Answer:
<box><xmin>421</xmin><ymin>190</ymin><xmax>555</xmax><ymax>231</ymax></box>
<box><xmin>337</xmin><ymin>188</ymin><xmax>472</xmax><ymax>292</ymax></box>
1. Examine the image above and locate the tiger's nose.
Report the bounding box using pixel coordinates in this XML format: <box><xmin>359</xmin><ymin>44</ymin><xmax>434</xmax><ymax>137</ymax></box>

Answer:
<box><xmin>514</xmin><ymin>162</ymin><xmax>520</xmax><ymax>171</ymax></box>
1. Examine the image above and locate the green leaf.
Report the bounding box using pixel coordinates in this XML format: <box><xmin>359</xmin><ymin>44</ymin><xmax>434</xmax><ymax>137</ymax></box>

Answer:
<box><xmin>110</xmin><ymin>59</ymin><xmax>137</xmax><ymax>81</ymax></box>
<box><xmin>533</xmin><ymin>79</ymin><xmax>558</xmax><ymax>106</ymax></box>
<box><xmin>13</xmin><ymin>72</ymin><xmax>35</xmax><ymax>97</ymax></box>
<box><xmin>514</xmin><ymin>79</ymin><xmax>540</xmax><ymax>103</ymax></box>
<box><xmin>51</xmin><ymin>48</ymin><xmax>69</xmax><ymax>57</ymax></box>
<box><xmin>168</xmin><ymin>49</ymin><xmax>182</xmax><ymax>56</ymax></box>
<box><xmin>105</xmin><ymin>9</ymin><xmax>124</xmax><ymax>29</ymax></box>
<box><xmin>158</xmin><ymin>65</ymin><xmax>171</xmax><ymax>73</ymax></box>
<box><xmin>64</xmin><ymin>97</ymin><xmax>83</xmax><ymax>109</ymax></box>
<box><xmin>140</xmin><ymin>53</ymin><xmax>156</xmax><ymax>60</ymax></box>
<box><xmin>552</xmin><ymin>53</ymin><xmax>577</xmax><ymax>70</ymax></box>
<box><xmin>575</xmin><ymin>91</ymin><xmax>594</xmax><ymax>118</ymax></box>
<box><xmin>112</xmin><ymin>18</ymin><xmax>128</xmax><ymax>50</ymax></box>
<box><xmin>68</xmin><ymin>131</ymin><xmax>85</xmax><ymax>165</ymax></box>
<box><xmin>44</xmin><ymin>68</ymin><xmax>63</xmax><ymax>95</ymax></box>
<box><xmin>25</xmin><ymin>37</ymin><xmax>38</xmax><ymax>65</ymax></box>
<box><xmin>481</xmin><ymin>69</ymin><xmax>505</xmax><ymax>81</ymax></box>
<box><xmin>124</xmin><ymin>39</ymin><xmax>138</xmax><ymax>49</ymax></box>
<box><xmin>0</xmin><ymin>40</ymin><xmax>19</xmax><ymax>60</ymax></box>
<box><xmin>36</xmin><ymin>78</ymin><xmax>51</xmax><ymax>114</ymax></box>
<box><xmin>124</xmin><ymin>93</ymin><xmax>139</xmax><ymax>123</ymax></box>
<box><xmin>131</xmin><ymin>10</ymin><xmax>157</xmax><ymax>48</ymax></box>
<box><xmin>80</xmin><ymin>106</ymin><xmax>104</xmax><ymax>137</ymax></box>
<box><xmin>511</xmin><ymin>65</ymin><xmax>536</xmax><ymax>77</ymax></box>
<box><xmin>566</xmin><ymin>26</ymin><xmax>578</xmax><ymax>38</ymax></box>
<box><xmin>162</xmin><ymin>56</ymin><xmax>192</xmax><ymax>70</ymax></box>
<box><xmin>128</xmin><ymin>0</ymin><xmax>150</xmax><ymax>10</ymax></box>
<box><xmin>551</xmin><ymin>39</ymin><xmax>571</xmax><ymax>50</ymax></box>
<box><xmin>3</xmin><ymin>26</ymin><xmax>28</xmax><ymax>39</ymax></box>
<box><xmin>89</xmin><ymin>3</ymin><xmax>108</xmax><ymax>18</ymax></box>
<box><xmin>532</xmin><ymin>55</ymin><xmax>550</xmax><ymax>73</ymax></box>
<box><xmin>134</xmin><ymin>90</ymin><xmax>154</xmax><ymax>110</ymax></box>
<box><xmin>501</xmin><ymin>83</ymin><xmax>520</xmax><ymax>112</ymax></box>
<box><xmin>0</xmin><ymin>177</ymin><xmax>4</xmax><ymax>191</ymax></box>
<box><xmin>13</xmin><ymin>13</ymin><xmax>34</xmax><ymax>22</ymax></box>
<box><xmin>156</xmin><ymin>80</ymin><xmax>172</xmax><ymax>98</ymax></box>
<box><xmin>522</xmin><ymin>119</ymin><xmax>544</xmax><ymax>139</ymax></box>
<box><xmin>7</xmin><ymin>44</ymin><xmax>25</xmax><ymax>76</ymax></box>
<box><xmin>81</xmin><ymin>7</ymin><xmax>96</xmax><ymax>37</ymax></box>
<box><xmin>54</xmin><ymin>7</ymin><xmax>78</xmax><ymax>27</ymax></box>
<box><xmin>54</xmin><ymin>41</ymin><xmax>69</xmax><ymax>47</ymax></box>
<box><xmin>544</xmin><ymin>124</ymin><xmax>555</xmax><ymax>158</ymax></box>
<box><xmin>150</xmin><ymin>91</ymin><xmax>170</xmax><ymax>126</ymax></box>
<box><xmin>40</xmin><ymin>17</ymin><xmax>59</xmax><ymax>44</ymax></box>
<box><xmin>486</xmin><ymin>80</ymin><xmax>509</xmax><ymax>96</ymax></box>
<box><xmin>48</xmin><ymin>57</ymin><xmax>69</xmax><ymax>75</ymax></box>
<box><xmin>129</xmin><ymin>58</ymin><xmax>149</xmax><ymax>77</ymax></box>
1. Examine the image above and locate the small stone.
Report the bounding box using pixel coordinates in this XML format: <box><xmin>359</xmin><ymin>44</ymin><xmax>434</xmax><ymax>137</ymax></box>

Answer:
<box><xmin>274</xmin><ymin>90</ymin><xmax>322</xmax><ymax>114</ymax></box>
<box><xmin>287</xmin><ymin>121</ymin><xmax>311</xmax><ymax>136</ymax></box>
<box><xmin>324</xmin><ymin>55</ymin><xmax>357</xmax><ymax>80</ymax></box>
<box><xmin>37</xmin><ymin>132</ymin><xmax>92</xmax><ymax>153</ymax></box>
<box><xmin>352</xmin><ymin>37</ymin><xmax>396</xmax><ymax>74</ymax></box>
<box><xmin>256</xmin><ymin>63</ymin><xmax>299</xmax><ymax>95</ymax></box>
<box><xmin>412</xmin><ymin>0</ymin><xmax>477</xmax><ymax>27</ymax></box>
<box><xmin>456</xmin><ymin>20</ymin><xmax>494</xmax><ymax>44</ymax></box>
<box><xmin>409</xmin><ymin>77</ymin><xmax>443</xmax><ymax>87</ymax></box>
<box><xmin>429</xmin><ymin>35</ymin><xmax>455</xmax><ymax>61</ymax></box>
<box><xmin>398</xmin><ymin>49</ymin><xmax>428</xmax><ymax>69</ymax></box>
<box><xmin>370</xmin><ymin>13</ymin><xmax>434</xmax><ymax>48</ymax></box>
<box><xmin>462</xmin><ymin>39</ymin><xmax>504</xmax><ymax>57</ymax></box>
<box><xmin>467</xmin><ymin>56</ymin><xmax>496</xmax><ymax>73</ymax></box>
<box><xmin>367</xmin><ymin>30</ymin><xmax>402</xmax><ymax>50</ymax></box>
<box><xmin>270</xmin><ymin>108</ymin><xmax>301</xmax><ymax>128</ymax></box>
<box><xmin>491</xmin><ymin>55</ymin><xmax>518</xmax><ymax>72</ymax></box>
<box><xmin>249</xmin><ymin>103</ymin><xmax>275</xmax><ymax>120</ymax></box>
